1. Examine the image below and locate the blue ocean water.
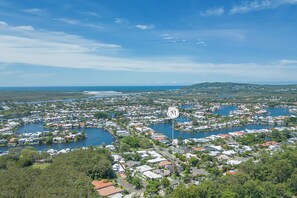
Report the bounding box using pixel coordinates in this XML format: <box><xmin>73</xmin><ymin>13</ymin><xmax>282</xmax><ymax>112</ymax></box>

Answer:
<box><xmin>0</xmin><ymin>86</ymin><xmax>182</xmax><ymax>92</ymax></box>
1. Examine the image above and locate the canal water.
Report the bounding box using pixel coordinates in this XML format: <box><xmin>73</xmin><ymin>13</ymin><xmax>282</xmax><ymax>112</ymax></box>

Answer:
<box><xmin>213</xmin><ymin>105</ymin><xmax>237</xmax><ymax>116</ymax></box>
<box><xmin>150</xmin><ymin>123</ymin><xmax>272</xmax><ymax>140</ymax></box>
<box><xmin>0</xmin><ymin>123</ymin><xmax>114</xmax><ymax>152</ymax></box>
<box><xmin>266</xmin><ymin>107</ymin><xmax>294</xmax><ymax>116</ymax></box>
<box><xmin>213</xmin><ymin>106</ymin><xmax>296</xmax><ymax>117</ymax></box>
<box><xmin>151</xmin><ymin>106</ymin><xmax>295</xmax><ymax>140</ymax></box>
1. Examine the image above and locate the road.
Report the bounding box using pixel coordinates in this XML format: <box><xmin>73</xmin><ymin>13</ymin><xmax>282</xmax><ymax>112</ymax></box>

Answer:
<box><xmin>117</xmin><ymin>175</ymin><xmax>145</xmax><ymax>197</ymax></box>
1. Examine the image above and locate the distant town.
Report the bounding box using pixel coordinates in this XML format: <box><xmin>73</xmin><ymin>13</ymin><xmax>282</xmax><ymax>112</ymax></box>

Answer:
<box><xmin>0</xmin><ymin>83</ymin><xmax>297</xmax><ymax>197</ymax></box>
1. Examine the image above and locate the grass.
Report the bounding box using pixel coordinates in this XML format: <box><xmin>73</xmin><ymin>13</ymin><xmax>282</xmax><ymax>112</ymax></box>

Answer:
<box><xmin>32</xmin><ymin>163</ymin><xmax>51</xmax><ymax>170</ymax></box>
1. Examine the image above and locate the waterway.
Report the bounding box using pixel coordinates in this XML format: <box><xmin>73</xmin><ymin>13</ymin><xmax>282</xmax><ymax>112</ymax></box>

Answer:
<box><xmin>213</xmin><ymin>105</ymin><xmax>237</xmax><ymax>116</ymax></box>
<box><xmin>152</xmin><ymin>106</ymin><xmax>295</xmax><ymax>140</ymax></box>
<box><xmin>150</xmin><ymin>123</ymin><xmax>272</xmax><ymax>140</ymax></box>
<box><xmin>0</xmin><ymin>123</ymin><xmax>114</xmax><ymax>152</ymax></box>
<box><xmin>213</xmin><ymin>106</ymin><xmax>296</xmax><ymax>117</ymax></box>
<box><xmin>266</xmin><ymin>107</ymin><xmax>295</xmax><ymax>116</ymax></box>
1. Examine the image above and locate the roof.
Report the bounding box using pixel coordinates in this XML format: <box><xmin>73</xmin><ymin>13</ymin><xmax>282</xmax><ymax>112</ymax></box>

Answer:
<box><xmin>159</xmin><ymin>161</ymin><xmax>172</xmax><ymax>167</ymax></box>
<box><xmin>136</xmin><ymin>165</ymin><xmax>154</xmax><ymax>173</ymax></box>
<box><xmin>217</xmin><ymin>134</ymin><xmax>231</xmax><ymax>138</ymax></box>
<box><xmin>143</xmin><ymin>171</ymin><xmax>163</xmax><ymax>179</ymax></box>
<box><xmin>193</xmin><ymin>147</ymin><xmax>205</xmax><ymax>151</ymax></box>
<box><xmin>226</xmin><ymin>171</ymin><xmax>237</xmax><ymax>175</ymax></box>
<box><xmin>92</xmin><ymin>180</ymin><xmax>113</xmax><ymax>190</ymax></box>
<box><xmin>147</xmin><ymin>157</ymin><xmax>166</xmax><ymax>164</ymax></box>
<box><xmin>97</xmin><ymin>186</ymin><xmax>122</xmax><ymax>197</ymax></box>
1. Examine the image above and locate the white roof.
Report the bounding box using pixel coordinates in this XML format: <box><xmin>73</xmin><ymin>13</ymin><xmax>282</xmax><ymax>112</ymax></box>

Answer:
<box><xmin>222</xmin><ymin>150</ymin><xmax>236</xmax><ymax>156</ymax></box>
<box><xmin>136</xmin><ymin>165</ymin><xmax>154</xmax><ymax>173</ymax></box>
<box><xmin>147</xmin><ymin>158</ymin><xmax>167</xmax><ymax>164</ymax></box>
<box><xmin>227</xmin><ymin>160</ymin><xmax>241</xmax><ymax>165</ymax></box>
<box><xmin>108</xmin><ymin>192</ymin><xmax>123</xmax><ymax>198</ymax></box>
<box><xmin>143</xmin><ymin>171</ymin><xmax>163</xmax><ymax>179</ymax></box>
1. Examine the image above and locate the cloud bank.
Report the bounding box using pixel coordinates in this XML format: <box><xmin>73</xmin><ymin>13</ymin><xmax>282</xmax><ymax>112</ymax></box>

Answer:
<box><xmin>0</xmin><ymin>21</ymin><xmax>296</xmax><ymax>81</ymax></box>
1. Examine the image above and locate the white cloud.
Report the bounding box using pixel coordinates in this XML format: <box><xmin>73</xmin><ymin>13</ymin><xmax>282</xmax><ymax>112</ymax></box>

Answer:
<box><xmin>230</xmin><ymin>0</ymin><xmax>297</xmax><ymax>14</ymax></box>
<box><xmin>135</xmin><ymin>24</ymin><xmax>154</xmax><ymax>30</ymax></box>
<box><xmin>23</xmin><ymin>8</ymin><xmax>44</xmax><ymax>14</ymax></box>
<box><xmin>56</xmin><ymin>18</ymin><xmax>104</xmax><ymax>30</ymax></box>
<box><xmin>0</xmin><ymin>21</ymin><xmax>296</xmax><ymax>81</ymax></box>
<box><xmin>196</xmin><ymin>39</ymin><xmax>207</xmax><ymax>46</ymax></box>
<box><xmin>277</xmin><ymin>59</ymin><xmax>297</xmax><ymax>65</ymax></box>
<box><xmin>0</xmin><ymin>21</ymin><xmax>8</xmax><ymax>26</ymax></box>
<box><xmin>15</xmin><ymin>26</ymin><xmax>34</xmax><ymax>31</ymax></box>
<box><xmin>157</xmin><ymin>29</ymin><xmax>247</xmax><ymax>43</ymax></box>
<box><xmin>200</xmin><ymin>7</ymin><xmax>224</xmax><ymax>16</ymax></box>
<box><xmin>159</xmin><ymin>33</ymin><xmax>176</xmax><ymax>40</ymax></box>
<box><xmin>114</xmin><ymin>17</ymin><xmax>129</xmax><ymax>24</ymax></box>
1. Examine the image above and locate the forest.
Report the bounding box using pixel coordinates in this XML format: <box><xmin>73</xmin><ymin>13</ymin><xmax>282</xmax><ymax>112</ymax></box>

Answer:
<box><xmin>0</xmin><ymin>147</ymin><xmax>115</xmax><ymax>198</ymax></box>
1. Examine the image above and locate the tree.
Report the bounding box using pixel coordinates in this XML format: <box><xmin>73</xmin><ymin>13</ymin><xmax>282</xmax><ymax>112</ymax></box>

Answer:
<box><xmin>145</xmin><ymin>180</ymin><xmax>160</xmax><ymax>197</ymax></box>
<box><xmin>272</xmin><ymin>160</ymin><xmax>293</xmax><ymax>183</ymax></box>
<box><xmin>94</xmin><ymin>112</ymin><xmax>109</xmax><ymax>119</ymax></box>
<box><xmin>189</xmin><ymin>157</ymin><xmax>199</xmax><ymax>167</ymax></box>
<box><xmin>289</xmin><ymin>174</ymin><xmax>297</xmax><ymax>195</ymax></box>
<box><xmin>161</xmin><ymin>177</ymin><xmax>170</xmax><ymax>187</ymax></box>
<box><xmin>131</xmin><ymin>177</ymin><xmax>143</xmax><ymax>189</ymax></box>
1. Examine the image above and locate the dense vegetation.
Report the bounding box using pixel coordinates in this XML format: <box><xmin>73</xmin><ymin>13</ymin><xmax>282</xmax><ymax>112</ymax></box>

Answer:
<box><xmin>0</xmin><ymin>147</ymin><xmax>115</xmax><ymax>198</ymax></box>
<box><xmin>94</xmin><ymin>111</ymin><xmax>110</xmax><ymax>119</ymax></box>
<box><xmin>119</xmin><ymin>136</ymin><xmax>152</xmax><ymax>151</ymax></box>
<box><xmin>0</xmin><ymin>91</ymin><xmax>88</xmax><ymax>102</ymax></box>
<box><xmin>167</xmin><ymin>145</ymin><xmax>297</xmax><ymax>198</ymax></box>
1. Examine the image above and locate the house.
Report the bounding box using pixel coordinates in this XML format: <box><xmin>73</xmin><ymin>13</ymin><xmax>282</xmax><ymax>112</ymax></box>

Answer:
<box><xmin>116</xmin><ymin>130</ymin><xmax>130</xmax><ymax>137</ymax></box>
<box><xmin>111</xmin><ymin>154</ymin><xmax>123</xmax><ymax>162</ymax></box>
<box><xmin>192</xmin><ymin>147</ymin><xmax>205</xmax><ymax>152</ymax></box>
<box><xmin>8</xmin><ymin>138</ymin><xmax>17</xmax><ymax>145</ymax></box>
<box><xmin>159</xmin><ymin>161</ymin><xmax>172</xmax><ymax>167</ymax></box>
<box><xmin>106</xmin><ymin>145</ymin><xmax>115</xmax><ymax>151</ymax></box>
<box><xmin>92</xmin><ymin>180</ymin><xmax>113</xmax><ymax>190</ymax></box>
<box><xmin>143</xmin><ymin>171</ymin><xmax>163</xmax><ymax>179</ymax></box>
<box><xmin>0</xmin><ymin>139</ymin><xmax>7</xmax><ymax>144</ymax></box>
<box><xmin>136</xmin><ymin>165</ymin><xmax>154</xmax><ymax>173</ymax></box>
<box><xmin>97</xmin><ymin>186</ymin><xmax>123</xmax><ymax>197</ymax></box>
<box><xmin>225</xmin><ymin>170</ymin><xmax>237</xmax><ymax>175</ymax></box>
<box><xmin>222</xmin><ymin>150</ymin><xmax>236</xmax><ymax>156</ymax></box>
<box><xmin>153</xmin><ymin>169</ymin><xmax>171</xmax><ymax>177</ymax></box>
<box><xmin>147</xmin><ymin>158</ymin><xmax>167</xmax><ymax>164</ymax></box>
<box><xmin>92</xmin><ymin>180</ymin><xmax>123</xmax><ymax>197</ymax></box>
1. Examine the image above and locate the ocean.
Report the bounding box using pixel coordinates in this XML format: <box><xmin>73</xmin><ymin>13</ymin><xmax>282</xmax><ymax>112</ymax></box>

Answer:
<box><xmin>0</xmin><ymin>86</ymin><xmax>183</xmax><ymax>92</ymax></box>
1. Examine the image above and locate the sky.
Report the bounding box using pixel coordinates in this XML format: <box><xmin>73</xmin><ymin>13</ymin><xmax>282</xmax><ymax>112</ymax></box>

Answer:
<box><xmin>0</xmin><ymin>0</ymin><xmax>297</xmax><ymax>86</ymax></box>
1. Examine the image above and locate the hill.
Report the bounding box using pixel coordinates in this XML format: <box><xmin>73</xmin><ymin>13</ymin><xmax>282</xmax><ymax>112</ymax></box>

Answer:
<box><xmin>184</xmin><ymin>82</ymin><xmax>297</xmax><ymax>94</ymax></box>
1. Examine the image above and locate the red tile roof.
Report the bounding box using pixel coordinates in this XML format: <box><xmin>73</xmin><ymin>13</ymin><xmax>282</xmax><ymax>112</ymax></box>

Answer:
<box><xmin>193</xmin><ymin>147</ymin><xmax>205</xmax><ymax>151</ymax></box>
<box><xmin>217</xmin><ymin>134</ymin><xmax>231</xmax><ymax>138</ymax></box>
<box><xmin>226</xmin><ymin>171</ymin><xmax>237</xmax><ymax>175</ymax></box>
<box><xmin>97</xmin><ymin>186</ymin><xmax>122</xmax><ymax>197</ymax></box>
<box><xmin>92</xmin><ymin>180</ymin><xmax>113</xmax><ymax>190</ymax></box>
<box><xmin>159</xmin><ymin>161</ymin><xmax>172</xmax><ymax>167</ymax></box>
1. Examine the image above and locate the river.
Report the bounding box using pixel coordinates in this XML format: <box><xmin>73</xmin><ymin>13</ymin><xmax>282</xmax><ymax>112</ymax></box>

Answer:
<box><xmin>0</xmin><ymin>123</ymin><xmax>114</xmax><ymax>152</ymax></box>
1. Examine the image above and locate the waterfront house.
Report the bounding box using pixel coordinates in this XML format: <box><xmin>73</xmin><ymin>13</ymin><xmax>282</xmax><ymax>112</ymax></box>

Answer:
<box><xmin>0</xmin><ymin>139</ymin><xmax>7</xmax><ymax>144</ymax></box>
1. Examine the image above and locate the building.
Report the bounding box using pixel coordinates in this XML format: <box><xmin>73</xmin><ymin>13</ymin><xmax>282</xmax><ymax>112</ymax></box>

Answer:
<box><xmin>92</xmin><ymin>180</ymin><xmax>123</xmax><ymax>197</ymax></box>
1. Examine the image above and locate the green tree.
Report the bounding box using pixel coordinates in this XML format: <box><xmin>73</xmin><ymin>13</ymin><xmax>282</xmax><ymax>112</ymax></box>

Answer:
<box><xmin>94</xmin><ymin>112</ymin><xmax>109</xmax><ymax>119</ymax></box>
<box><xmin>272</xmin><ymin>160</ymin><xmax>293</xmax><ymax>183</ymax></box>
<box><xmin>161</xmin><ymin>177</ymin><xmax>170</xmax><ymax>187</ymax></box>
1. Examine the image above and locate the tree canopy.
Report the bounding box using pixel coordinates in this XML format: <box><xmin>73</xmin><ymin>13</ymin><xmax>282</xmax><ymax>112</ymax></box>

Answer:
<box><xmin>0</xmin><ymin>147</ymin><xmax>115</xmax><ymax>198</ymax></box>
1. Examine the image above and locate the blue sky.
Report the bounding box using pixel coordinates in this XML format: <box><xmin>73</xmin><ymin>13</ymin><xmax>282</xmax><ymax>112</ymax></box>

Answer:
<box><xmin>0</xmin><ymin>0</ymin><xmax>297</xmax><ymax>86</ymax></box>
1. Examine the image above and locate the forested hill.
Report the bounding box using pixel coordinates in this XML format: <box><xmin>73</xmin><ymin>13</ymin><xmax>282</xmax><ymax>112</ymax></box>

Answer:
<box><xmin>183</xmin><ymin>82</ymin><xmax>297</xmax><ymax>94</ymax></box>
